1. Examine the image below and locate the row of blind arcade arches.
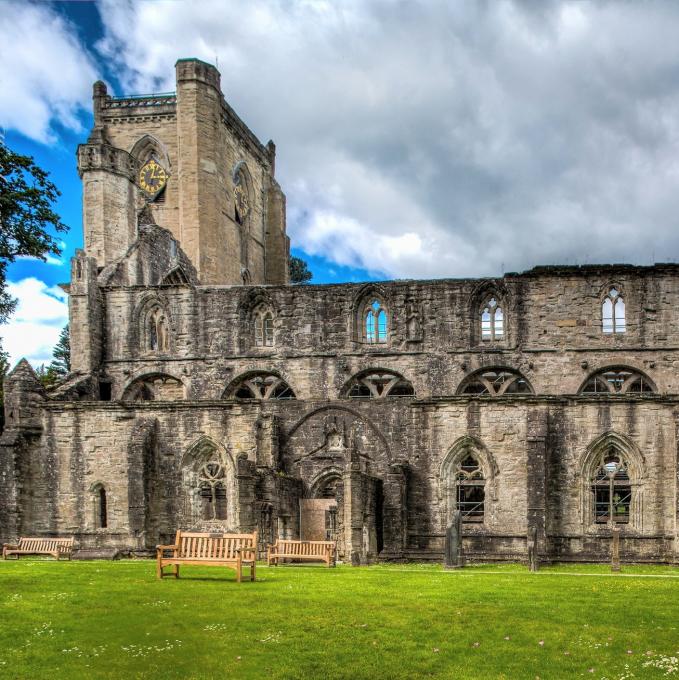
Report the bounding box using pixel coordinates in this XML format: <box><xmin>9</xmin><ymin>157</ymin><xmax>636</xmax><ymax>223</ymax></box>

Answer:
<box><xmin>122</xmin><ymin>365</ymin><xmax>657</xmax><ymax>402</ymax></box>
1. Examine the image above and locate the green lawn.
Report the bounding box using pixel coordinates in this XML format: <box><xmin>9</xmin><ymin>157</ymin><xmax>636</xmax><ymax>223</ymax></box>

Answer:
<box><xmin>1</xmin><ymin>561</ymin><xmax>678</xmax><ymax>679</ymax></box>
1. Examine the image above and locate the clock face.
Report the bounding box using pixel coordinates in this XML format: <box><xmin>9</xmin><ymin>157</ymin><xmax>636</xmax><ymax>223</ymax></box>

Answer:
<box><xmin>139</xmin><ymin>159</ymin><xmax>167</xmax><ymax>196</ymax></box>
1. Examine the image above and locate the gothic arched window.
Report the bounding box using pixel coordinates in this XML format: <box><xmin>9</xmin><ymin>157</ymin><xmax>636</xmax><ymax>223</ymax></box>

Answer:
<box><xmin>225</xmin><ymin>372</ymin><xmax>296</xmax><ymax>400</ymax></box>
<box><xmin>602</xmin><ymin>287</ymin><xmax>626</xmax><ymax>334</ymax></box>
<box><xmin>590</xmin><ymin>452</ymin><xmax>632</xmax><ymax>525</ymax></box>
<box><xmin>233</xmin><ymin>164</ymin><xmax>251</xmax><ymax>227</ymax></box>
<box><xmin>579</xmin><ymin>367</ymin><xmax>655</xmax><ymax>395</ymax></box>
<box><xmin>481</xmin><ymin>297</ymin><xmax>504</xmax><ymax>341</ymax></box>
<box><xmin>148</xmin><ymin>306</ymin><xmax>169</xmax><ymax>352</ymax></box>
<box><xmin>253</xmin><ymin>307</ymin><xmax>275</xmax><ymax>347</ymax></box>
<box><xmin>199</xmin><ymin>462</ymin><xmax>228</xmax><ymax>521</ymax></box>
<box><xmin>455</xmin><ymin>454</ymin><xmax>485</xmax><ymax>522</ymax></box>
<box><xmin>364</xmin><ymin>299</ymin><xmax>388</xmax><ymax>344</ymax></box>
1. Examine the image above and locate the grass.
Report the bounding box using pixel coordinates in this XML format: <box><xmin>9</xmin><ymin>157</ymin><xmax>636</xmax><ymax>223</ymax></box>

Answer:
<box><xmin>0</xmin><ymin>560</ymin><xmax>678</xmax><ymax>679</ymax></box>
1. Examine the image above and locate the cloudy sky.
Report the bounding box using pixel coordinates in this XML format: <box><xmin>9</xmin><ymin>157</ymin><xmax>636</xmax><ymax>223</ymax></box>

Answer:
<box><xmin>3</xmin><ymin>0</ymin><xmax>679</xmax><ymax>366</ymax></box>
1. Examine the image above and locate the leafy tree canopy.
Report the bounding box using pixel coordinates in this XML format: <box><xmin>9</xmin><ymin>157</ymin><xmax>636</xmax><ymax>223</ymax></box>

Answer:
<box><xmin>289</xmin><ymin>255</ymin><xmax>312</xmax><ymax>284</ymax></box>
<box><xmin>0</xmin><ymin>143</ymin><xmax>68</xmax><ymax>323</ymax></box>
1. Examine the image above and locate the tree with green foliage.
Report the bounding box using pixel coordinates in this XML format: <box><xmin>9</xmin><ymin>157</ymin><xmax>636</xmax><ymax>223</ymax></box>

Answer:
<box><xmin>35</xmin><ymin>363</ymin><xmax>59</xmax><ymax>389</ymax></box>
<box><xmin>0</xmin><ymin>142</ymin><xmax>68</xmax><ymax>324</ymax></box>
<box><xmin>289</xmin><ymin>255</ymin><xmax>312</xmax><ymax>284</ymax></box>
<box><xmin>49</xmin><ymin>324</ymin><xmax>70</xmax><ymax>377</ymax></box>
<box><xmin>0</xmin><ymin>341</ymin><xmax>9</xmax><ymax>432</ymax></box>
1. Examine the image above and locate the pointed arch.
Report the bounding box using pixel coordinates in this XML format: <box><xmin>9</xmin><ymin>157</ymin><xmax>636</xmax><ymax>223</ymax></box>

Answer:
<box><xmin>134</xmin><ymin>295</ymin><xmax>173</xmax><ymax>355</ymax></box>
<box><xmin>579</xmin><ymin>431</ymin><xmax>646</xmax><ymax>530</ymax></box>
<box><xmin>180</xmin><ymin>436</ymin><xmax>237</xmax><ymax>527</ymax></box>
<box><xmin>439</xmin><ymin>436</ymin><xmax>498</xmax><ymax>526</ymax></box>
<box><xmin>89</xmin><ymin>482</ymin><xmax>109</xmax><ymax>529</ymax></box>
<box><xmin>601</xmin><ymin>283</ymin><xmax>626</xmax><ymax>334</ymax></box>
<box><xmin>308</xmin><ymin>467</ymin><xmax>344</xmax><ymax>499</ymax></box>
<box><xmin>352</xmin><ymin>284</ymin><xmax>390</xmax><ymax>345</ymax></box>
<box><xmin>471</xmin><ymin>281</ymin><xmax>509</xmax><ymax>345</ymax></box>
<box><xmin>130</xmin><ymin>134</ymin><xmax>171</xmax><ymax>170</ymax></box>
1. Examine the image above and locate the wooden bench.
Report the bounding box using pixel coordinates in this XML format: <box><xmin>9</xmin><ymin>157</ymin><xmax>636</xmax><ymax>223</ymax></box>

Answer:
<box><xmin>267</xmin><ymin>539</ymin><xmax>336</xmax><ymax>567</ymax></box>
<box><xmin>156</xmin><ymin>531</ymin><xmax>257</xmax><ymax>582</ymax></box>
<box><xmin>3</xmin><ymin>537</ymin><xmax>74</xmax><ymax>560</ymax></box>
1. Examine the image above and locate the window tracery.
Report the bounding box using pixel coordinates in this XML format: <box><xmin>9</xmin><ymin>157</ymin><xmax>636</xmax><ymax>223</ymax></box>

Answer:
<box><xmin>344</xmin><ymin>370</ymin><xmax>415</xmax><ymax>398</ymax></box>
<box><xmin>579</xmin><ymin>368</ymin><xmax>654</xmax><ymax>395</ymax></box>
<box><xmin>455</xmin><ymin>454</ymin><xmax>485</xmax><ymax>522</ymax></box>
<box><xmin>459</xmin><ymin>369</ymin><xmax>532</xmax><ymax>396</ymax></box>
<box><xmin>364</xmin><ymin>299</ymin><xmax>388</xmax><ymax>344</ymax></box>
<box><xmin>253</xmin><ymin>306</ymin><xmax>275</xmax><ymax>347</ymax></box>
<box><xmin>481</xmin><ymin>297</ymin><xmax>504</xmax><ymax>341</ymax></box>
<box><xmin>226</xmin><ymin>372</ymin><xmax>296</xmax><ymax>400</ymax></box>
<box><xmin>198</xmin><ymin>462</ymin><xmax>228</xmax><ymax>521</ymax></box>
<box><xmin>603</xmin><ymin>287</ymin><xmax>626</xmax><ymax>334</ymax></box>
<box><xmin>590</xmin><ymin>452</ymin><xmax>631</xmax><ymax>525</ymax></box>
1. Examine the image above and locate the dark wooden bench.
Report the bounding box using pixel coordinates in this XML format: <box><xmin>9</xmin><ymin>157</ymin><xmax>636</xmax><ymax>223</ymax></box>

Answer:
<box><xmin>3</xmin><ymin>537</ymin><xmax>74</xmax><ymax>560</ymax></box>
<box><xmin>156</xmin><ymin>531</ymin><xmax>257</xmax><ymax>582</ymax></box>
<box><xmin>267</xmin><ymin>539</ymin><xmax>335</xmax><ymax>567</ymax></box>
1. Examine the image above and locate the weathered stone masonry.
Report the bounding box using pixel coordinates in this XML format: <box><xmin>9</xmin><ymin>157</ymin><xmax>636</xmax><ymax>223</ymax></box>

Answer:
<box><xmin>1</xmin><ymin>58</ymin><xmax>678</xmax><ymax>564</ymax></box>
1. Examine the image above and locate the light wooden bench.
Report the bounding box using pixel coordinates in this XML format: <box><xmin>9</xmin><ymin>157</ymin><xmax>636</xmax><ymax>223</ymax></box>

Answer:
<box><xmin>267</xmin><ymin>539</ymin><xmax>336</xmax><ymax>567</ymax></box>
<box><xmin>3</xmin><ymin>537</ymin><xmax>74</xmax><ymax>560</ymax></box>
<box><xmin>156</xmin><ymin>531</ymin><xmax>257</xmax><ymax>582</ymax></box>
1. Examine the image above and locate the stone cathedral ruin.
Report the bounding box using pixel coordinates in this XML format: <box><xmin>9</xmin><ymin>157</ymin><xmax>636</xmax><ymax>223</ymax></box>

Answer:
<box><xmin>1</xmin><ymin>59</ymin><xmax>678</xmax><ymax>564</ymax></box>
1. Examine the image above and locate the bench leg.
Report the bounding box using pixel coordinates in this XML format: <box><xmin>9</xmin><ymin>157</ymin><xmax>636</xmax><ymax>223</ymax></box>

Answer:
<box><xmin>174</xmin><ymin>564</ymin><xmax>180</xmax><ymax>579</ymax></box>
<box><xmin>157</xmin><ymin>560</ymin><xmax>163</xmax><ymax>579</ymax></box>
<box><xmin>251</xmin><ymin>561</ymin><xmax>256</xmax><ymax>582</ymax></box>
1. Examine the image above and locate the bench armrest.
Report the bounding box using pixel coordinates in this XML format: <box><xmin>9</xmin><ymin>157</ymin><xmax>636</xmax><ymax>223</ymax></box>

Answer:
<box><xmin>156</xmin><ymin>544</ymin><xmax>178</xmax><ymax>557</ymax></box>
<box><xmin>3</xmin><ymin>543</ymin><xmax>18</xmax><ymax>551</ymax></box>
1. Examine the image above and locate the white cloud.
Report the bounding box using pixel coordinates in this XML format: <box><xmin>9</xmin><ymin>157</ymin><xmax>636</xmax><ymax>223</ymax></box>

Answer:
<box><xmin>0</xmin><ymin>2</ymin><xmax>98</xmax><ymax>142</ymax></box>
<box><xmin>1</xmin><ymin>278</ymin><xmax>68</xmax><ymax>367</ymax></box>
<box><xmin>17</xmin><ymin>254</ymin><xmax>64</xmax><ymax>267</ymax></box>
<box><xmin>93</xmin><ymin>1</ymin><xmax>679</xmax><ymax>278</ymax></box>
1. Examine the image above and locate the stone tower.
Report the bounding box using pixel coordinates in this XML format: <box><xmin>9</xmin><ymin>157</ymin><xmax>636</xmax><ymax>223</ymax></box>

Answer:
<box><xmin>77</xmin><ymin>58</ymin><xmax>289</xmax><ymax>285</ymax></box>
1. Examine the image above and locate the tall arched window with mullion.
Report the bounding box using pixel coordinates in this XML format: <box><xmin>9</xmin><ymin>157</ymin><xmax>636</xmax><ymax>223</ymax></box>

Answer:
<box><xmin>603</xmin><ymin>288</ymin><xmax>625</xmax><ymax>334</ymax></box>
<box><xmin>364</xmin><ymin>299</ymin><xmax>387</xmax><ymax>344</ymax></box>
<box><xmin>253</xmin><ymin>306</ymin><xmax>275</xmax><ymax>347</ymax></box>
<box><xmin>481</xmin><ymin>297</ymin><xmax>503</xmax><ymax>341</ymax></box>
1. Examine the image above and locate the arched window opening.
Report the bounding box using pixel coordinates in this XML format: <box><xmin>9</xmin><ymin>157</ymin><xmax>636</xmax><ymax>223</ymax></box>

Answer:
<box><xmin>481</xmin><ymin>297</ymin><xmax>504</xmax><ymax>341</ymax></box>
<box><xmin>124</xmin><ymin>375</ymin><xmax>185</xmax><ymax>402</ymax></box>
<box><xmin>591</xmin><ymin>452</ymin><xmax>631</xmax><ymax>525</ymax></box>
<box><xmin>345</xmin><ymin>371</ymin><xmax>415</xmax><ymax>399</ymax></box>
<box><xmin>455</xmin><ymin>454</ymin><xmax>485</xmax><ymax>522</ymax></box>
<box><xmin>226</xmin><ymin>372</ymin><xmax>296</xmax><ymax>400</ymax></box>
<box><xmin>233</xmin><ymin>165</ymin><xmax>251</xmax><ymax>226</ymax></box>
<box><xmin>253</xmin><ymin>307</ymin><xmax>275</xmax><ymax>347</ymax></box>
<box><xmin>459</xmin><ymin>369</ymin><xmax>533</xmax><ymax>396</ymax></box>
<box><xmin>199</xmin><ymin>462</ymin><xmax>228</xmax><ymax>521</ymax></box>
<box><xmin>580</xmin><ymin>368</ymin><xmax>655</xmax><ymax>395</ymax></box>
<box><xmin>93</xmin><ymin>485</ymin><xmax>108</xmax><ymax>529</ymax></box>
<box><xmin>364</xmin><ymin>299</ymin><xmax>388</xmax><ymax>344</ymax></box>
<box><xmin>148</xmin><ymin>306</ymin><xmax>169</xmax><ymax>352</ymax></box>
<box><xmin>603</xmin><ymin>288</ymin><xmax>626</xmax><ymax>334</ymax></box>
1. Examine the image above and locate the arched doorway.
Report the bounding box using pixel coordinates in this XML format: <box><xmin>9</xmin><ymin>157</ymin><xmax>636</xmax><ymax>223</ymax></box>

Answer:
<box><xmin>300</xmin><ymin>471</ymin><xmax>345</xmax><ymax>558</ymax></box>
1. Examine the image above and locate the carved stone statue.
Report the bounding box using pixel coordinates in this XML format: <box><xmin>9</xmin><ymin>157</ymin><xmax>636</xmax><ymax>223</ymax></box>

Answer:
<box><xmin>527</xmin><ymin>525</ymin><xmax>539</xmax><ymax>572</ymax></box>
<box><xmin>444</xmin><ymin>510</ymin><xmax>463</xmax><ymax>569</ymax></box>
<box><xmin>406</xmin><ymin>299</ymin><xmax>422</xmax><ymax>341</ymax></box>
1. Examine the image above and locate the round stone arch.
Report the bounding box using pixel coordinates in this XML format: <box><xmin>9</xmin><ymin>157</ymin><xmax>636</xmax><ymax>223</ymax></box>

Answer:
<box><xmin>179</xmin><ymin>436</ymin><xmax>238</xmax><ymax>530</ymax></box>
<box><xmin>121</xmin><ymin>372</ymin><xmax>186</xmax><ymax>402</ymax></box>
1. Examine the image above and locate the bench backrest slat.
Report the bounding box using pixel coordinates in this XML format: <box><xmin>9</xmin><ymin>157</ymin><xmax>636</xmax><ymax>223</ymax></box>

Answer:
<box><xmin>16</xmin><ymin>537</ymin><xmax>74</xmax><ymax>552</ymax></box>
<box><xmin>176</xmin><ymin>531</ymin><xmax>257</xmax><ymax>560</ymax></box>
